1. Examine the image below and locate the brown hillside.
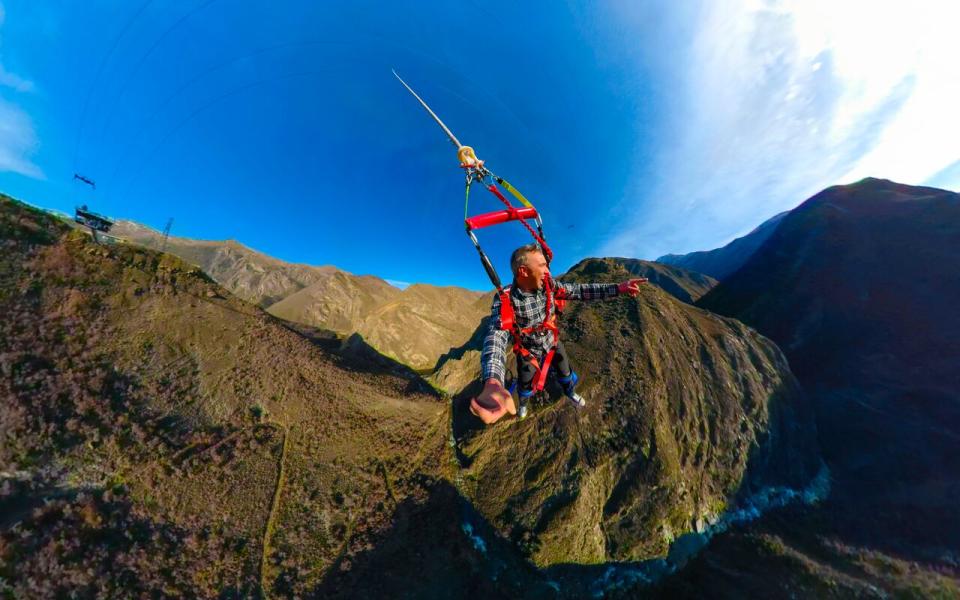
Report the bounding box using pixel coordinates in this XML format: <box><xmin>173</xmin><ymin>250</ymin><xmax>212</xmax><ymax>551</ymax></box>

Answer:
<box><xmin>3</xmin><ymin>194</ymin><xmax>852</xmax><ymax>597</ymax></box>
<box><xmin>112</xmin><ymin>219</ymin><xmax>336</xmax><ymax>307</ymax></box>
<box><xmin>265</xmin><ymin>270</ymin><xmax>400</xmax><ymax>334</ymax></box>
<box><xmin>1</xmin><ymin>195</ymin><xmax>450</xmax><ymax>597</ymax></box>
<box><xmin>568</xmin><ymin>257</ymin><xmax>718</xmax><ymax>303</ymax></box>
<box><xmin>113</xmin><ymin>219</ymin><xmax>488</xmax><ymax>371</ymax></box>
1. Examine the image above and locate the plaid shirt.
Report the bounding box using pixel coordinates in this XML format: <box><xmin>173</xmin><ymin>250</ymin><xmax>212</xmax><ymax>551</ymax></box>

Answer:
<box><xmin>481</xmin><ymin>280</ymin><xmax>620</xmax><ymax>384</ymax></box>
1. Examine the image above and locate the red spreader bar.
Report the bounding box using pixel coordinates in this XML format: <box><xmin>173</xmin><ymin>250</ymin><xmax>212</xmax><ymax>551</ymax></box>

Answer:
<box><xmin>465</xmin><ymin>206</ymin><xmax>539</xmax><ymax>231</ymax></box>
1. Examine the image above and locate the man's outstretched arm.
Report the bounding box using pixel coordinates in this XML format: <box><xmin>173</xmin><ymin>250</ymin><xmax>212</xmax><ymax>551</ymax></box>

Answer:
<box><xmin>474</xmin><ymin>294</ymin><xmax>515</xmax><ymax>421</ymax></box>
<box><xmin>480</xmin><ymin>294</ymin><xmax>511</xmax><ymax>385</ymax></box>
<box><xmin>556</xmin><ymin>278</ymin><xmax>647</xmax><ymax>300</ymax></box>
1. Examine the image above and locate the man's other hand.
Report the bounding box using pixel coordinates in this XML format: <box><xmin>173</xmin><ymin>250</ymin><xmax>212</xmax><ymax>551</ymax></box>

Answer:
<box><xmin>470</xmin><ymin>379</ymin><xmax>516</xmax><ymax>425</ymax></box>
<box><xmin>618</xmin><ymin>278</ymin><xmax>648</xmax><ymax>297</ymax></box>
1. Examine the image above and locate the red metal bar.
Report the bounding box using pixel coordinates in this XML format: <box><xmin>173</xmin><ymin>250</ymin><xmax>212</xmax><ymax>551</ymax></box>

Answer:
<box><xmin>465</xmin><ymin>206</ymin><xmax>539</xmax><ymax>230</ymax></box>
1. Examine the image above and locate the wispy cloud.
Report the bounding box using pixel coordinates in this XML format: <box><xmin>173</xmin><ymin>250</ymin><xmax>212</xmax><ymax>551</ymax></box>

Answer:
<box><xmin>0</xmin><ymin>1</ymin><xmax>42</xmax><ymax>179</ymax></box>
<box><xmin>386</xmin><ymin>279</ymin><xmax>411</xmax><ymax>290</ymax></box>
<box><xmin>0</xmin><ymin>63</ymin><xmax>33</xmax><ymax>92</ymax></box>
<box><xmin>0</xmin><ymin>98</ymin><xmax>42</xmax><ymax>178</ymax></box>
<box><xmin>603</xmin><ymin>0</ymin><xmax>960</xmax><ymax>259</ymax></box>
<box><xmin>923</xmin><ymin>160</ymin><xmax>960</xmax><ymax>192</ymax></box>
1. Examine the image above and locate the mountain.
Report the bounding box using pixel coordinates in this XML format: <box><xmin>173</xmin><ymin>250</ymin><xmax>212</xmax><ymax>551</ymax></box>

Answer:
<box><xmin>695</xmin><ymin>179</ymin><xmax>960</xmax><ymax>579</ymax></box>
<box><xmin>268</xmin><ymin>279</ymin><xmax>487</xmax><ymax>371</ymax></box>
<box><xmin>657</xmin><ymin>211</ymin><xmax>788</xmax><ymax>280</ymax></box>
<box><xmin>111</xmin><ymin>219</ymin><xmax>338</xmax><ymax>307</ymax></box>
<box><xmin>264</xmin><ymin>270</ymin><xmax>403</xmax><ymax>335</ymax></box>
<box><xmin>567</xmin><ymin>257</ymin><xmax>718</xmax><ymax>303</ymax></box>
<box><xmin>111</xmin><ymin>219</ymin><xmax>488</xmax><ymax>371</ymax></box>
<box><xmin>2</xmin><ymin>193</ymin><xmax>833</xmax><ymax>597</ymax></box>
<box><xmin>451</xmin><ymin>262</ymin><xmax>822</xmax><ymax>570</ymax></box>
<box><xmin>1</xmin><ymin>194</ymin><xmax>452</xmax><ymax>597</ymax></box>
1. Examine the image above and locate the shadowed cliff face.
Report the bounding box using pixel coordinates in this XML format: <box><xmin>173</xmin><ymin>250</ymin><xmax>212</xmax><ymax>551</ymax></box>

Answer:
<box><xmin>698</xmin><ymin>178</ymin><xmax>960</xmax><ymax>560</ymax></box>
<box><xmin>451</xmin><ymin>261</ymin><xmax>821</xmax><ymax>567</ymax></box>
<box><xmin>657</xmin><ymin>211</ymin><xmax>789</xmax><ymax>281</ymax></box>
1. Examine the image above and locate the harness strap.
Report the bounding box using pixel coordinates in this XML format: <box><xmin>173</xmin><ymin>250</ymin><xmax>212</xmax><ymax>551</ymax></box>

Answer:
<box><xmin>533</xmin><ymin>348</ymin><xmax>556</xmax><ymax>392</ymax></box>
<box><xmin>484</xmin><ymin>182</ymin><xmax>553</xmax><ymax>262</ymax></box>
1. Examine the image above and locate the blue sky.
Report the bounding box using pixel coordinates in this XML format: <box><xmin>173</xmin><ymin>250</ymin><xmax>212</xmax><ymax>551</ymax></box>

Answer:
<box><xmin>2</xmin><ymin>1</ymin><xmax>959</xmax><ymax>290</ymax></box>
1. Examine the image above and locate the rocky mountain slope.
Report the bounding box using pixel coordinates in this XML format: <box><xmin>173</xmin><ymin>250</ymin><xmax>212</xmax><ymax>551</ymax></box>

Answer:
<box><xmin>448</xmin><ymin>258</ymin><xmax>821</xmax><ymax>570</ymax></box>
<box><xmin>111</xmin><ymin>220</ymin><xmax>338</xmax><ymax>307</ymax></box>
<box><xmin>2</xmin><ymin>194</ymin><xmax>838</xmax><ymax>597</ymax></box>
<box><xmin>1</xmin><ymin>196</ymin><xmax>449</xmax><ymax>597</ymax></box>
<box><xmin>567</xmin><ymin>257</ymin><xmax>718</xmax><ymax>303</ymax></box>
<box><xmin>657</xmin><ymin>211</ymin><xmax>788</xmax><ymax>281</ymax></box>
<box><xmin>111</xmin><ymin>219</ymin><xmax>488</xmax><ymax>371</ymax></box>
<box><xmin>269</xmin><ymin>280</ymin><xmax>488</xmax><ymax>371</ymax></box>
<box><xmin>688</xmin><ymin>178</ymin><xmax>960</xmax><ymax>593</ymax></box>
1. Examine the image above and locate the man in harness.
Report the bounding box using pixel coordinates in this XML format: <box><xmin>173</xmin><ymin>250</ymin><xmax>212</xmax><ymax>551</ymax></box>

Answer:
<box><xmin>471</xmin><ymin>243</ymin><xmax>646</xmax><ymax>424</ymax></box>
<box><xmin>391</xmin><ymin>71</ymin><xmax>645</xmax><ymax>423</ymax></box>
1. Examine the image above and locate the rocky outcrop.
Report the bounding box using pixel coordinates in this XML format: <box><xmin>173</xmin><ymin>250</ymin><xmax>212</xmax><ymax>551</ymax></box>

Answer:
<box><xmin>111</xmin><ymin>220</ymin><xmax>337</xmax><ymax>306</ymax></box>
<box><xmin>566</xmin><ymin>257</ymin><xmax>718</xmax><ymax>304</ymax></box>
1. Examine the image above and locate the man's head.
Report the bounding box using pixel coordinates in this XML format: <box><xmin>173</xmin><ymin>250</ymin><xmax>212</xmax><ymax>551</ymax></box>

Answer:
<box><xmin>511</xmin><ymin>243</ymin><xmax>549</xmax><ymax>291</ymax></box>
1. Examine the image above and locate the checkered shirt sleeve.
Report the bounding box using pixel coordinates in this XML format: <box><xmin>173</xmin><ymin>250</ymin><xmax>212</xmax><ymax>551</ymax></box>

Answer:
<box><xmin>480</xmin><ymin>292</ymin><xmax>511</xmax><ymax>384</ymax></box>
<box><xmin>556</xmin><ymin>281</ymin><xmax>620</xmax><ymax>301</ymax></box>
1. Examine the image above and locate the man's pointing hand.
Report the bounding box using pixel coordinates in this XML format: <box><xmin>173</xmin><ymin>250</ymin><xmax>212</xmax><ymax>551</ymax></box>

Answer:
<box><xmin>618</xmin><ymin>278</ymin><xmax>648</xmax><ymax>297</ymax></box>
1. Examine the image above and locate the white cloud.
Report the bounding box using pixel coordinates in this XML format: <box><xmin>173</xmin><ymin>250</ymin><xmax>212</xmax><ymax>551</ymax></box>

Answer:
<box><xmin>603</xmin><ymin>0</ymin><xmax>960</xmax><ymax>259</ymax></box>
<box><xmin>386</xmin><ymin>279</ymin><xmax>411</xmax><ymax>289</ymax></box>
<box><xmin>923</xmin><ymin>159</ymin><xmax>960</xmax><ymax>192</ymax></box>
<box><xmin>0</xmin><ymin>1</ymin><xmax>42</xmax><ymax>178</ymax></box>
<box><xmin>0</xmin><ymin>97</ymin><xmax>42</xmax><ymax>178</ymax></box>
<box><xmin>0</xmin><ymin>64</ymin><xmax>33</xmax><ymax>92</ymax></box>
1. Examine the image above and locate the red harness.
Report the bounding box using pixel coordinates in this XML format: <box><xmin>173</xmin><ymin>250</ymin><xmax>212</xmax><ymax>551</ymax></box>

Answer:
<box><xmin>498</xmin><ymin>276</ymin><xmax>568</xmax><ymax>393</ymax></box>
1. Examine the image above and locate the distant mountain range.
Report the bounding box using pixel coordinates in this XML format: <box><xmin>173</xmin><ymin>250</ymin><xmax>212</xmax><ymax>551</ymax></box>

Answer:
<box><xmin>111</xmin><ymin>219</ymin><xmax>487</xmax><ymax>371</ymax></box>
<box><xmin>657</xmin><ymin>211</ymin><xmax>788</xmax><ymax>280</ymax></box>
<box><xmin>110</xmin><ymin>220</ymin><xmax>717</xmax><ymax>378</ymax></box>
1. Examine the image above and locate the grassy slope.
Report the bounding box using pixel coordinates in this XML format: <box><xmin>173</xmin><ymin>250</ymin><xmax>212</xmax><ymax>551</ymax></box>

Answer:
<box><xmin>0</xmin><ymin>195</ymin><xmax>449</xmax><ymax>597</ymax></box>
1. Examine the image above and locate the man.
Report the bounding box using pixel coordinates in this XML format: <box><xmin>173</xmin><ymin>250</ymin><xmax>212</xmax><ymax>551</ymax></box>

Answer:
<box><xmin>471</xmin><ymin>244</ymin><xmax>646</xmax><ymax>424</ymax></box>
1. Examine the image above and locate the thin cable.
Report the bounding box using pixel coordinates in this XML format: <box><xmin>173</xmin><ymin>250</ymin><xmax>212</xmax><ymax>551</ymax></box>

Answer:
<box><xmin>106</xmin><ymin>40</ymin><xmax>345</xmax><ymax>183</ymax></box>
<box><xmin>94</xmin><ymin>0</ymin><xmax>220</xmax><ymax>160</ymax></box>
<box><xmin>72</xmin><ymin>0</ymin><xmax>155</xmax><ymax>172</ymax></box>
<box><xmin>117</xmin><ymin>69</ymin><xmax>337</xmax><ymax>198</ymax></box>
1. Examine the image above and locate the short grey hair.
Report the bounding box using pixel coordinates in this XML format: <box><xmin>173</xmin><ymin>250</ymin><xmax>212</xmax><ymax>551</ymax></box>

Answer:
<box><xmin>510</xmin><ymin>243</ymin><xmax>543</xmax><ymax>276</ymax></box>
